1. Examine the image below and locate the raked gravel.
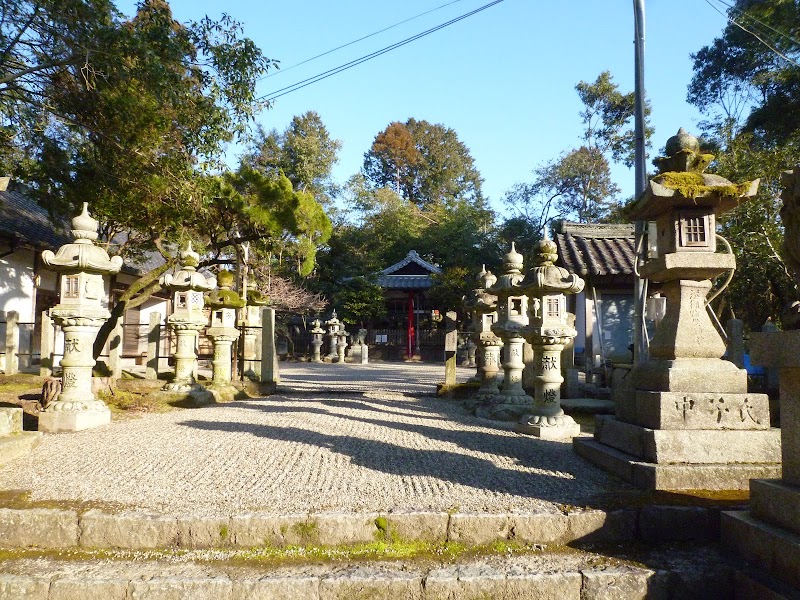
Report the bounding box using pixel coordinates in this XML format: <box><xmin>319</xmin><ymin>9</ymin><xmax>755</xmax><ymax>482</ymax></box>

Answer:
<box><xmin>0</xmin><ymin>363</ymin><xmax>627</xmax><ymax>516</ymax></box>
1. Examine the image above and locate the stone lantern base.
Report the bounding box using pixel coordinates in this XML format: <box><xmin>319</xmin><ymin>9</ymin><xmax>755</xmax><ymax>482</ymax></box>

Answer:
<box><xmin>39</xmin><ymin>403</ymin><xmax>111</xmax><ymax>434</ymax></box>
<box><xmin>516</xmin><ymin>414</ymin><xmax>580</xmax><ymax>440</ymax></box>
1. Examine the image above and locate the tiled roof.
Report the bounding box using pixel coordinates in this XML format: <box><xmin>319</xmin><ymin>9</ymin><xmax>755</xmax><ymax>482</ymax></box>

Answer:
<box><xmin>375</xmin><ymin>274</ymin><xmax>435</xmax><ymax>290</ymax></box>
<box><xmin>381</xmin><ymin>250</ymin><xmax>442</xmax><ymax>276</ymax></box>
<box><xmin>0</xmin><ymin>186</ymin><xmax>70</xmax><ymax>250</ymax></box>
<box><xmin>555</xmin><ymin>221</ymin><xmax>635</xmax><ymax>277</ymax></box>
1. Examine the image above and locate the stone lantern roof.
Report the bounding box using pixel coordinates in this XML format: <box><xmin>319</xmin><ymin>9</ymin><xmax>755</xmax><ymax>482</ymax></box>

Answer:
<box><xmin>41</xmin><ymin>203</ymin><xmax>123</xmax><ymax>275</ymax></box>
<box><xmin>463</xmin><ymin>265</ymin><xmax>498</xmax><ymax>314</ymax></box>
<box><xmin>630</xmin><ymin>128</ymin><xmax>759</xmax><ymax>221</ymax></box>
<box><xmin>517</xmin><ymin>238</ymin><xmax>584</xmax><ymax>296</ymax></box>
<box><xmin>160</xmin><ymin>241</ymin><xmax>215</xmax><ymax>292</ymax></box>
<box><xmin>206</xmin><ymin>270</ymin><xmax>245</xmax><ymax>310</ymax></box>
<box><xmin>489</xmin><ymin>243</ymin><xmax>525</xmax><ymax>296</ymax></box>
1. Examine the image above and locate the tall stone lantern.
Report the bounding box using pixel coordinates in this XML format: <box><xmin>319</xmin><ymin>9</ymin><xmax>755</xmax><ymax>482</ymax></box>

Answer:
<box><xmin>515</xmin><ymin>236</ymin><xmax>584</xmax><ymax>439</ymax></box>
<box><xmin>478</xmin><ymin>243</ymin><xmax>531</xmax><ymax>421</ymax></box>
<box><xmin>574</xmin><ymin>129</ymin><xmax>781</xmax><ymax>490</ymax></box>
<box><xmin>325</xmin><ymin>310</ymin><xmax>342</xmax><ymax>362</ymax></box>
<box><xmin>310</xmin><ymin>319</ymin><xmax>325</xmax><ymax>362</ymax></box>
<box><xmin>205</xmin><ymin>270</ymin><xmax>245</xmax><ymax>388</ymax></box>
<box><xmin>160</xmin><ymin>242</ymin><xmax>216</xmax><ymax>397</ymax></box>
<box><xmin>463</xmin><ymin>266</ymin><xmax>503</xmax><ymax>405</ymax></box>
<box><xmin>38</xmin><ymin>203</ymin><xmax>123</xmax><ymax>433</ymax></box>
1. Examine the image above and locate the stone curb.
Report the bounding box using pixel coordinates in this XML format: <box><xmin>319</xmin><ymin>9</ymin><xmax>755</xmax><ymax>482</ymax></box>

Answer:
<box><xmin>0</xmin><ymin>505</ymin><xmax>726</xmax><ymax>551</ymax></box>
<box><xmin>0</xmin><ymin>566</ymin><xmax>671</xmax><ymax>600</ymax></box>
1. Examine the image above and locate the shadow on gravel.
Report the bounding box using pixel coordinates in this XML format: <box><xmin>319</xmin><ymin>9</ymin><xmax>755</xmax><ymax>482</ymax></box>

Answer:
<box><xmin>228</xmin><ymin>396</ymin><xmax>453</xmax><ymax>421</ymax></box>
<box><xmin>178</xmin><ymin>419</ymin><xmax>609</xmax><ymax>504</ymax></box>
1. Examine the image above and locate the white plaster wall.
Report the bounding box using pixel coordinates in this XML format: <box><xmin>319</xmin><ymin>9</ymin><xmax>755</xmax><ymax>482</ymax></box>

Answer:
<box><xmin>0</xmin><ymin>249</ymin><xmax>36</xmax><ymax>322</ymax></box>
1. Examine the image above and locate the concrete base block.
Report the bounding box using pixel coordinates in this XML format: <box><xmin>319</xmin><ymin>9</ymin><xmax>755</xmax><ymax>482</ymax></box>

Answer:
<box><xmin>0</xmin><ymin>432</ymin><xmax>42</xmax><ymax>466</ymax></box>
<box><xmin>384</xmin><ymin>511</ymin><xmax>448</xmax><ymax>543</ymax></box>
<box><xmin>38</xmin><ymin>408</ymin><xmax>110</xmax><ymax>433</ymax></box>
<box><xmin>722</xmin><ymin>510</ymin><xmax>800</xmax><ymax>590</ymax></box>
<box><xmin>514</xmin><ymin>415</ymin><xmax>580</xmax><ymax>439</ymax></box>
<box><xmin>447</xmin><ymin>513</ymin><xmax>510</xmax><ymax>545</ymax></box>
<box><xmin>0</xmin><ymin>508</ymin><xmax>79</xmax><ymax>548</ymax></box>
<box><xmin>750</xmin><ymin>479</ymin><xmax>800</xmax><ymax>537</ymax></box>
<box><xmin>573</xmin><ymin>437</ymin><xmax>781</xmax><ymax>491</ymax></box>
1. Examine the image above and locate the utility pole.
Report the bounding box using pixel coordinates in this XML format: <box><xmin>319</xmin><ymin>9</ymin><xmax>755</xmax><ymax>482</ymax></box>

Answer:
<box><xmin>633</xmin><ymin>0</ymin><xmax>648</xmax><ymax>365</ymax></box>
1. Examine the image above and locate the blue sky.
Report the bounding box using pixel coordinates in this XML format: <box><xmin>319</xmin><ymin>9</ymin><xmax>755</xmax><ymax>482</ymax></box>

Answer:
<box><xmin>118</xmin><ymin>0</ymin><xmax>728</xmax><ymax>215</ymax></box>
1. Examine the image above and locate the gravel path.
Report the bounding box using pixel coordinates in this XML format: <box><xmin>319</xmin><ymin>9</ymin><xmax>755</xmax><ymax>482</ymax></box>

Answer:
<box><xmin>0</xmin><ymin>363</ymin><xmax>626</xmax><ymax>516</ymax></box>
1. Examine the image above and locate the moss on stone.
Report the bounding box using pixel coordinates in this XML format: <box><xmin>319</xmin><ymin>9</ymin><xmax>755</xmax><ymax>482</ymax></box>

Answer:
<box><xmin>653</xmin><ymin>171</ymin><xmax>751</xmax><ymax>198</ymax></box>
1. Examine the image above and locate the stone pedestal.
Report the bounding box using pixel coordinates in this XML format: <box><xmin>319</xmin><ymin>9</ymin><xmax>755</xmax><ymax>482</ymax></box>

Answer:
<box><xmin>207</xmin><ymin>328</ymin><xmax>240</xmax><ymax>385</ymax></box>
<box><xmin>474</xmin><ymin>337</ymin><xmax>502</xmax><ymax>399</ymax></box>
<box><xmin>721</xmin><ymin>330</ymin><xmax>800</xmax><ymax>594</ymax></box>
<box><xmin>360</xmin><ymin>344</ymin><xmax>369</xmax><ymax>364</ymax></box>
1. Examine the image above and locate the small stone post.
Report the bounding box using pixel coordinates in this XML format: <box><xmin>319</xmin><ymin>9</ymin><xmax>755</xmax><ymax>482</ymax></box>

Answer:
<box><xmin>107</xmin><ymin>318</ymin><xmax>123</xmax><ymax>379</ymax></box>
<box><xmin>725</xmin><ymin>318</ymin><xmax>745</xmax><ymax>369</ymax></box>
<box><xmin>145</xmin><ymin>312</ymin><xmax>161</xmax><ymax>380</ymax></box>
<box><xmin>444</xmin><ymin>311</ymin><xmax>458</xmax><ymax>386</ymax></box>
<box><xmin>261</xmin><ymin>307</ymin><xmax>279</xmax><ymax>385</ymax></box>
<box><xmin>38</xmin><ymin>203</ymin><xmax>123</xmax><ymax>433</ymax></box>
<box><xmin>310</xmin><ymin>319</ymin><xmax>325</xmax><ymax>363</ymax></box>
<box><xmin>39</xmin><ymin>311</ymin><xmax>54</xmax><ymax>378</ymax></box>
<box><xmin>4</xmin><ymin>311</ymin><xmax>18</xmax><ymax>375</ymax></box>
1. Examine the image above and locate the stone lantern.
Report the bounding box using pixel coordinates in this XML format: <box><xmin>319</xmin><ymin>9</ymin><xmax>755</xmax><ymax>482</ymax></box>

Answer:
<box><xmin>205</xmin><ymin>270</ymin><xmax>245</xmax><ymax>388</ymax></box>
<box><xmin>463</xmin><ymin>266</ymin><xmax>503</xmax><ymax>405</ymax></box>
<box><xmin>574</xmin><ymin>129</ymin><xmax>780</xmax><ymax>490</ymax></box>
<box><xmin>243</xmin><ymin>283</ymin><xmax>269</xmax><ymax>379</ymax></box>
<box><xmin>310</xmin><ymin>318</ymin><xmax>325</xmax><ymax>362</ymax></box>
<box><xmin>160</xmin><ymin>242</ymin><xmax>216</xmax><ymax>398</ymax></box>
<box><xmin>478</xmin><ymin>243</ymin><xmax>531</xmax><ymax>421</ymax></box>
<box><xmin>515</xmin><ymin>236</ymin><xmax>585</xmax><ymax>439</ymax></box>
<box><xmin>324</xmin><ymin>310</ymin><xmax>342</xmax><ymax>362</ymax></box>
<box><xmin>335</xmin><ymin>328</ymin><xmax>350</xmax><ymax>364</ymax></box>
<box><xmin>38</xmin><ymin>203</ymin><xmax>123</xmax><ymax>433</ymax></box>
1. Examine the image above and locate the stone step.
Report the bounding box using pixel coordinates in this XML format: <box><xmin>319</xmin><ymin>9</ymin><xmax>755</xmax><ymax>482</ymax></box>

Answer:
<box><xmin>722</xmin><ymin>510</ymin><xmax>800</xmax><ymax>590</ymax></box>
<box><xmin>0</xmin><ymin>507</ymin><xmax>640</xmax><ymax>550</ymax></box>
<box><xmin>749</xmin><ymin>479</ymin><xmax>800</xmax><ymax>537</ymax></box>
<box><xmin>574</xmin><ymin>437</ymin><xmax>782</xmax><ymax>491</ymax></box>
<box><xmin>0</xmin><ymin>433</ymin><xmax>42</xmax><ymax>467</ymax></box>
<box><xmin>0</xmin><ymin>544</ymin><xmax>736</xmax><ymax>600</ymax></box>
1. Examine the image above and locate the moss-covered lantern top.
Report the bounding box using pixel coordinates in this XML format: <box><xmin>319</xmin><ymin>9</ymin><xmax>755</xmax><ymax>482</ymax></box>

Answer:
<box><xmin>630</xmin><ymin>128</ymin><xmax>759</xmax><ymax>223</ymax></box>
<box><xmin>206</xmin><ymin>270</ymin><xmax>246</xmax><ymax>310</ymax></box>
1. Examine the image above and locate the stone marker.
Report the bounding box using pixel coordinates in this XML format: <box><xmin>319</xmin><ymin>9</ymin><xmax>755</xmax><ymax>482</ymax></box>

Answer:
<box><xmin>145</xmin><ymin>312</ymin><xmax>161</xmax><ymax>380</ymax></box>
<box><xmin>243</xmin><ymin>283</ymin><xmax>268</xmax><ymax>380</ymax></box>
<box><xmin>4</xmin><ymin>311</ymin><xmax>18</xmax><ymax>375</ymax></box>
<box><xmin>574</xmin><ymin>129</ymin><xmax>780</xmax><ymax>490</ymax></box>
<box><xmin>725</xmin><ymin>318</ymin><xmax>745</xmax><ymax>369</ymax></box>
<box><xmin>444</xmin><ymin>311</ymin><xmax>458</xmax><ymax>386</ymax></box>
<box><xmin>261</xmin><ymin>307</ymin><xmax>279</xmax><ymax>385</ymax></box>
<box><xmin>38</xmin><ymin>203</ymin><xmax>123</xmax><ymax>433</ymax></box>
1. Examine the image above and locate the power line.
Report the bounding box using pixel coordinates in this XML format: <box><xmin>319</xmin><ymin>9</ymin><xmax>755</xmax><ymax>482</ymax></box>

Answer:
<box><xmin>259</xmin><ymin>0</ymin><xmax>505</xmax><ymax>103</ymax></box>
<box><xmin>260</xmin><ymin>0</ymin><xmax>470</xmax><ymax>81</ymax></box>
<box><xmin>709</xmin><ymin>0</ymin><xmax>800</xmax><ymax>49</ymax></box>
<box><xmin>703</xmin><ymin>0</ymin><xmax>800</xmax><ymax>67</ymax></box>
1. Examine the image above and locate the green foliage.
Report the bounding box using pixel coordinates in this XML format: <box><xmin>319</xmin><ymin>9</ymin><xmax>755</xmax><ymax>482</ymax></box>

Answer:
<box><xmin>427</xmin><ymin>267</ymin><xmax>473</xmax><ymax>313</ymax></box>
<box><xmin>245</xmin><ymin>111</ymin><xmax>342</xmax><ymax>205</ymax></box>
<box><xmin>362</xmin><ymin>118</ymin><xmax>484</xmax><ymax>208</ymax></box>
<box><xmin>687</xmin><ymin>0</ymin><xmax>800</xmax><ymax>328</ymax></box>
<box><xmin>332</xmin><ymin>277</ymin><xmax>386</xmax><ymax>326</ymax></box>
<box><xmin>502</xmin><ymin>71</ymin><xmax>648</xmax><ymax>232</ymax></box>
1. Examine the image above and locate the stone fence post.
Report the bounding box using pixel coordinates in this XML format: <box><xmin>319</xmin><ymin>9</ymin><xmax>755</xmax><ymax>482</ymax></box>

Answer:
<box><xmin>4</xmin><ymin>311</ymin><xmax>19</xmax><ymax>375</ymax></box>
<box><xmin>146</xmin><ymin>312</ymin><xmax>161</xmax><ymax>380</ymax></box>
<box><xmin>261</xmin><ymin>307</ymin><xmax>279</xmax><ymax>385</ymax></box>
<box><xmin>108</xmin><ymin>319</ymin><xmax>123</xmax><ymax>379</ymax></box>
<box><xmin>39</xmin><ymin>311</ymin><xmax>54</xmax><ymax>378</ymax></box>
